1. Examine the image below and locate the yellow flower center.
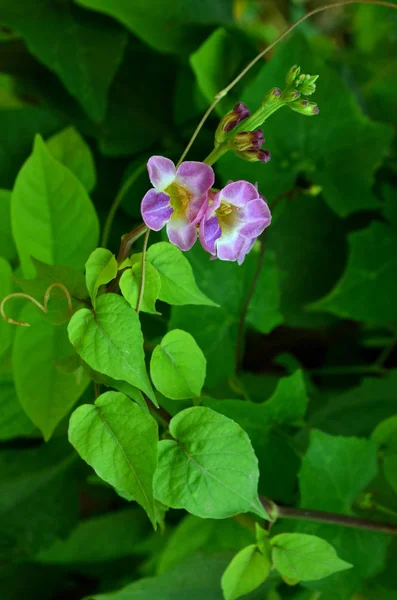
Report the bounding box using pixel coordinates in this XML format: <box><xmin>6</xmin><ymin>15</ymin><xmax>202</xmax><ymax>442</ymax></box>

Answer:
<box><xmin>165</xmin><ymin>182</ymin><xmax>191</xmax><ymax>216</ymax></box>
<box><xmin>216</xmin><ymin>201</ymin><xmax>239</xmax><ymax>230</ymax></box>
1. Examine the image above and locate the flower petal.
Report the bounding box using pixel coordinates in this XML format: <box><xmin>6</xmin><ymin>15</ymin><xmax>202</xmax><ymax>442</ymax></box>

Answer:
<box><xmin>166</xmin><ymin>217</ymin><xmax>197</xmax><ymax>251</ymax></box>
<box><xmin>175</xmin><ymin>161</ymin><xmax>215</xmax><ymax>196</ymax></box>
<box><xmin>199</xmin><ymin>215</ymin><xmax>221</xmax><ymax>255</ymax></box>
<box><xmin>141</xmin><ymin>189</ymin><xmax>173</xmax><ymax>231</ymax></box>
<box><xmin>237</xmin><ymin>237</ymin><xmax>256</xmax><ymax>265</ymax></box>
<box><xmin>187</xmin><ymin>193</ymin><xmax>209</xmax><ymax>226</ymax></box>
<box><xmin>219</xmin><ymin>180</ymin><xmax>259</xmax><ymax>208</ymax></box>
<box><xmin>147</xmin><ymin>156</ymin><xmax>176</xmax><ymax>191</ymax></box>
<box><xmin>216</xmin><ymin>230</ymin><xmax>246</xmax><ymax>262</ymax></box>
<box><xmin>239</xmin><ymin>198</ymin><xmax>272</xmax><ymax>238</ymax></box>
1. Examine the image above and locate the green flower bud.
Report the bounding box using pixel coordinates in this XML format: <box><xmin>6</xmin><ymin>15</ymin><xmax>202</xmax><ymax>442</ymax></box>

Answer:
<box><xmin>281</xmin><ymin>89</ymin><xmax>301</xmax><ymax>103</ymax></box>
<box><xmin>289</xmin><ymin>99</ymin><xmax>319</xmax><ymax>116</ymax></box>
<box><xmin>285</xmin><ymin>65</ymin><xmax>300</xmax><ymax>86</ymax></box>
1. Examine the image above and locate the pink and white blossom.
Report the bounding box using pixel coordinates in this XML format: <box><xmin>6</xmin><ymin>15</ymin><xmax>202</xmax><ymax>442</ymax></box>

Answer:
<box><xmin>141</xmin><ymin>156</ymin><xmax>214</xmax><ymax>251</ymax></box>
<box><xmin>199</xmin><ymin>181</ymin><xmax>271</xmax><ymax>265</ymax></box>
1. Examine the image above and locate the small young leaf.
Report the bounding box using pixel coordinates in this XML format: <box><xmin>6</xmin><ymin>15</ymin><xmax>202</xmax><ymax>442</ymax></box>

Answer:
<box><xmin>119</xmin><ymin>255</ymin><xmax>161</xmax><ymax>314</ymax></box>
<box><xmin>46</xmin><ymin>126</ymin><xmax>96</xmax><ymax>192</ymax></box>
<box><xmin>221</xmin><ymin>544</ymin><xmax>271</xmax><ymax>600</ymax></box>
<box><xmin>68</xmin><ymin>391</ymin><xmax>158</xmax><ymax>527</ymax></box>
<box><xmin>146</xmin><ymin>242</ymin><xmax>218</xmax><ymax>307</ymax></box>
<box><xmin>154</xmin><ymin>406</ymin><xmax>267</xmax><ymax>519</ymax></box>
<box><xmin>150</xmin><ymin>329</ymin><xmax>206</xmax><ymax>399</ymax></box>
<box><xmin>13</xmin><ymin>304</ymin><xmax>89</xmax><ymax>441</ymax></box>
<box><xmin>85</xmin><ymin>248</ymin><xmax>118</xmax><ymax>306</ymax></box>
<box><xmin>68</xmin><ymin>294</ymin><xmax>155</xmax><ymax>401</ymax></box>
<box><xmin>271</xmin><ymin>533</ymin><xmax>352</xmax><ymax>581</ymax></box>
<box><xmin>11</xmin><ymin>134</ymin><xmax>99</xmax><ymax>278</ymax></box>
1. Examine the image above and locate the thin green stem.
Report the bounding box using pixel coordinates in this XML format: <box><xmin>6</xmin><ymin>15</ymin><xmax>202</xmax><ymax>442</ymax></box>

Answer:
<box><xmin>136</xmin><ymin>228</ymin><xmax>150</xmax><ymax>313</ymax></box>
<box><xmin>101</xmin><ymin>163</ymin><xmax>146</xmax><ymax>248</ymax></box>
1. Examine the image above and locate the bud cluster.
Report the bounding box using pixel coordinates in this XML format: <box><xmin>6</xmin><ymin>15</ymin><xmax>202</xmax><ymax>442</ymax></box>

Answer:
<box><xmin>284</xmin><ymin>65</ymin><xmax>319</xmax><ymax>115</ymax></box>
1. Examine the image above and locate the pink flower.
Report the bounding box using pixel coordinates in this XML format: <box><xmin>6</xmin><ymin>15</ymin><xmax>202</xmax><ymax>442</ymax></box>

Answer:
<box><xmin>141</xmin><ymin>156</ymin><xmax>214</xmax><ymax>251</ymax></box>
<box><xmin>199</xmin><ymin>181</ymin><xmax>271</xmax><ymax>265</ymax></box>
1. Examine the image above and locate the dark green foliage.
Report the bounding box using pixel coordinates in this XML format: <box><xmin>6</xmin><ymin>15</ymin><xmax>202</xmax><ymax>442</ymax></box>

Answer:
<box><xmin>0</xmin><ymin>2</ymin><xmax>397</xmax><ymax>600</ymax></box>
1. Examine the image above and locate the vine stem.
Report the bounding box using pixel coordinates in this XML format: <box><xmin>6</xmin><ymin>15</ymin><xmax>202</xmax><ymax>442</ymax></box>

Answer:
<box><xmin>175</xmin><ymin>0</ymin><xmax>397</xmax><ymax>167</ymax></box>
<box><xmin>260</xmin><ymin>498</ymin><xmax>397</xmax><ymax>536</ymax></box>
<box><xmin>136</xmin><ymin>228</ymin><xmax>150</xmax><ymax>313</ymax></box>
<box><xmin>101</xmin><ymin>163</ymin><xmax>146</xmax><ymax>248</ymax></box>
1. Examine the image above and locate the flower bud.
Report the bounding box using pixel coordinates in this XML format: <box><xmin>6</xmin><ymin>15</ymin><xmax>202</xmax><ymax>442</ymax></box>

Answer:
<box><xmin>297</xmin><ymin>73</ymin><xmax>319</xmax><ymax>96</ymax></box>
<box><xmin>215</xmin><ymin>102</ymin><xmax>250</xmax><ymax>144</ymax></box>
<box><xmin>232</xmin><ymin>129</ymin><xmax>264</xmax><ymax>152</ymax></box>
<box><xmin>262</xmin><ymin>87</ymin><xmax>282</xmax><ymax>105</ymax></box>
<box><xmin>238</xmin><ymin>148</ymin><xmax>271</xmax><ymax>163</ymax></box>
<box><xmin>282</xmin><ymin>89</ymin><xmax>301</xmax><ymax>103</ymax></box>
<box><xmin>288</xmin><ymin>99</ymin><xmax>319</xmax><ymax>116</ymax></box>
<box><xmin>286</xmin><ymin>65</ymin><xmax>300</xmax><ymax>86</ymax></box>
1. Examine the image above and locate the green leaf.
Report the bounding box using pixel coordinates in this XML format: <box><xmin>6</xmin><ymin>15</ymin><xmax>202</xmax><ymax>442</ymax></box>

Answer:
<box><xmin>0</xmin><ymin>107</ymin><xmax>66</xmax><ymax>189</ymax></box>
<box><xmin>95</xmin><ymin>41</ymin><xmax>175</xmax><ymax>156</ymax></box>
<box><xmin>0</xmin><ymin>440</ymin><xmax>78</xmax><ymax>559</ymax></box>
<box><xmin>36</xmin><ymin>508</ymin><xmax>147</xmax><ymax>564</ymax></box>
<box><xmin>264</xmin><ymin>195</ymin><xmax>348</xmax><ymax>328</ymax></box>
<box><xmin>85</xmin><ymin>248</ymin><xmax>118</xmax><ymax>306</ymax></box>
<box><xmin>270</xmin><ymin>533</ymin><xmax>352</xmax><ymax>582</ymax></box>
<box><xmin>190</xmin><ymin>28</ymin><xmax>255</xmax><ymax>115</ymax></box>
<box><xmin>0</xmin><ymin>189</ymin><xmax>17</xmax><ymax>262</ymax></box>
<box><xmin>0</xmin><ymin>381</ymin><xmax>38</xmax><ymax>440</ymax></box>
<box><xmin>76</xmin><ymin>0</ymin><xmax>233</xmax><ymax>54</ymax></box>
<box><xmin>170</xmin><ymin>245</ymin><xmax>282</xmax><ymax>386</ymax></box>
<box><xmin>0</xmin><ymin>0</ymin><xmax>128</xmax><ymax>120</ymax></box>
<box><xmin>309</xmin><ymin>221</ymin><xmax>397</xmax><ymax>324</ymax></box>
<box><xmin>204</xmin><ymin>371</ymin><xmax>308</xmax><ymax>503</ymax></box>
<box><xmin>83</xmin><ymin>362</ymin><xmax>149</xmax><ymax>413</ymax></box>
<box><xmin>68</xmin><ymin>391</ymin><xmax>158</xmax><ymax>527</ymax></box>
<box><xmin>15</xmin><ymin>258</ymin><xmax>89</xmax><ymax>324</ymax></box>
<box><xmin>221</xmin><ymin>544</ymin><xmax>271</xmax><ymax>600</ymax></box>
<box><xmin>0</xmin><ymin>257</ymin><xmax>13</xmax><ymax>359</ymax></box>
<box><xmin>297</xmin><ymin>430</ymin><xmax>389</xmax><ymax>596</ymax></box>
<box><xmin>17</xmin><ymin>258</ymin><xmax>88</xmax><ymax>302</ymax></box>
<box><xmin>11</xmin><ymin>134</ymin><xmax>99</xmax><ymax>278</ymax></box>
<box><xmin>157</xmin><ymin>514</ymin><xmax>254</xmax><ymax>575</ymax></box>
<box><xmin>119</xmin><ymin>255</ymin><xmax>161</xmax><ymax>314</ymax></box>
<box><xmin>372</xmin><ymin>415</ymin><xmax>397</xmax><ymax>493</ymax></box>
<box><xmin>147</xmin><ymin>242</ymin><xmax>218</xmax><ymax>307</ymax></box>
<box><xmin>68</xmin><ymin>293</ymin><xmax>155</xmax><ymax>401</ymax></box>
<box><xmin>13</xmin><ymin>304</ymin><xmax>89</xmax><ymax>440</ymax></box>
<box><xmin>300</xmin><ymin>430</ymin><xmax>378</xmax><ymax>513</ymax></box>
<box><xmin>310</xmin><ymin>371</ymin><xmax>397</xmax><ymax>436</ymax></box>
<box><xmin>153</xmin><ymin>406</ymin><xmax>267</xmax><ymax>520</ymax></box>
<box><xmin>150</xmin><ymin>329</ymin><xmax>206</xmax><ymax>400</ymax></box>
<box><xmin>204</xmin><ymin>370</ymin><xmax>308</xmax><ymax>445</ymax></box>
<box><xmin>218</xmin><ymin>34</ymin><xmax>392</xmax><ymax>217</ymax></box>
<box><xmin>46</xmin><ymin>126</ymin><xmax>96</xmax><ymax>192</ymax></box>
<box><xmin>86</xmin><ymin>553</ymin><xmax>232</xmax><ymax>600</ymax></box>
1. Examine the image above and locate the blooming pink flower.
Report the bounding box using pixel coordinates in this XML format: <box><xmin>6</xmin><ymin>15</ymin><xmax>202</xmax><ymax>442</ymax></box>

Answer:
<box><xmin>141</xmin><ymin>156</ymin><xmax>214</xmax><ymax>251</ymax></box>
<box><xmin>199</xmin><ymin>181</ymin><xmax>271</xmax><ymax>265</ymax></box>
